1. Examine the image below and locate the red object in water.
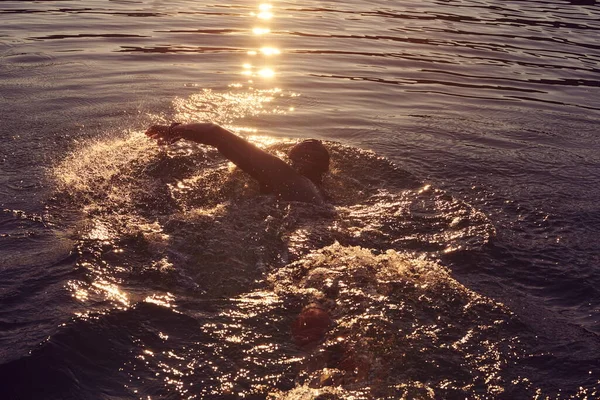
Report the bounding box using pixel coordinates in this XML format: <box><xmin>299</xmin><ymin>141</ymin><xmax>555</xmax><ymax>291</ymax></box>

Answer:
<box><xmin>292</xmin><ymin>303</ymin><xmax>331</xmax><ymax>346</ymax></box>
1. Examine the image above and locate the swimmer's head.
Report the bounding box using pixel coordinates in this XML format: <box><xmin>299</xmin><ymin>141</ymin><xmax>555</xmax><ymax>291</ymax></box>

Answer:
<box><xmin>288</xmin><ymin>139</ymin><xmax>330</xmax><ymax>184</ymax></box>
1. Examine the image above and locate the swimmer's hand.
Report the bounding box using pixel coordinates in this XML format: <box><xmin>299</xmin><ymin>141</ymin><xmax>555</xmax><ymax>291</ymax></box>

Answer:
<box><xmin>145</xmin><ymin>124</ymin><xmax>182</xmax><ymax>145</ymax></box>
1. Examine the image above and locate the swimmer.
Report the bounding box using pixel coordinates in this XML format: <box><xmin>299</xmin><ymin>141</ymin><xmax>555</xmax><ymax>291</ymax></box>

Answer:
<box><xmin>146</xmin><ymin>122</ymin><xmax>329</xmax><ymax>204</ymax></box>
<box><xmin>147</xmin><ymin>122</ymin><xmax>333</xmax><ymax>345</ymax></box>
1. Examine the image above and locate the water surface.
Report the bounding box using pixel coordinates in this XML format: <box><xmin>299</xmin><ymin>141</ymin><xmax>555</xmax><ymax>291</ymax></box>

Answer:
<box><xmin>1</xmin><ymin>0</ymin><xmax>600</xmax><ymax>398</ymax></box>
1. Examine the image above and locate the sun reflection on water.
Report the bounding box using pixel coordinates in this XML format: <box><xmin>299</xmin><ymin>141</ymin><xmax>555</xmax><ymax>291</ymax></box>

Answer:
<box><xmin>258</xmin><ymin>67</ymin><xmax>275</xmax><ymax>78</ymax></box>
<box><xmin>173</xmin><ymin>86</ymin><xmax>293</xmax><ymax>128</ymax></box>
<box><xmin>92</xmin><ymin>280</ymin><xmax>130</xmax><ymax>308</ymax></box>
<box><xmin>254</xmin><ymin>3</ymin><xmax>273</xmax><ymax>20</ymax></box>
<box><xmin>145</xmin><ymin>292</ymin><xmax>176</xmax><ymax>309</ymax></box>
<box><xmin>245</xmin><ymin>3</ymin><xmax>278</xmax><ymax>81</ymax></box>
<box><xmin>260</xmin><ymin>46</ymin><xmax>280</xmax><ymax>56</ymax></box>
<box><xmin>252</xmin><ymin>27</ymin><xmax>270</xmax><ymax>35</ymax></box>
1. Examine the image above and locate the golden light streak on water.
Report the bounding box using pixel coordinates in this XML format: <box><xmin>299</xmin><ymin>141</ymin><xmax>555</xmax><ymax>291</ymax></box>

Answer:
<box><xmin>244</xmin><ymin>3</ymin><xmax>279</xmax><ymax>82</ymax></box>
<box><xmin>260</xmin><ymin>46</ymin><xmax>280</xmax><ymax>56</ymax></box>
<box><xmin>257</xmin><ymin>3</ymin><xmax>273</xmax><ymax>20</ymax></box>
<box><xmin>258</xmin><ymin>68</ymin><xmax>275</xmax><ymax>78</ymax></box>
<box><xmin>257</xmin><ymin>11</ymin><xmax>273</xmax><ymax>20</ymax></box>
<box><xmin>235</xmin><ymin>126</ymin><xmax>259</xmax><ymax>134</ymax></box>
<box><xmin>246</xmin><ymin>134</ymin><xmax>287</xmax><ymax>149</ymax></box>
<box><xmin>74</xmin><ymin>289</ymin><xmax>89</xmax><ymax>302</ymax></box>
<box><xmin>252</xmin><ymin>27</ymin><xmax>270</xmax><ymax>35</ymax></box>
<box><xmin>418</xmin><ymin>184</ymin><xmax>431</xmax><ymax>194</ymax></box>
<box><xmin>173</xmin><ymin>87</ymin><xmax>289</xmax><ymax>125</ymax></box>
<box><xmin>85</xmin><ymin>220</ymin><xmax>112</xmax><ymax>241</ymax></box>
<box><xmin>92</xmin><ymin>280</ymin><xmax>130</xmax><ymax>307</ymax></box>
<box><xmin>67</xmin><ymin>280</ymin><xmax>90</xmax><ymax>302</ymax></box>
<box><xmin>144</xmin><ymin>292</ymin><xmax>176</xmax><ymax>308</ymax></box>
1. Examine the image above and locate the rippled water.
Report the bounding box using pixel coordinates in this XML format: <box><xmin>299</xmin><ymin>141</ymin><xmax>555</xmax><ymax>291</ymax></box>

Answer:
<box><xmin>1</xmin><ymin>0</ymin><xmax>600</xmax><ymax>399</ymax></box>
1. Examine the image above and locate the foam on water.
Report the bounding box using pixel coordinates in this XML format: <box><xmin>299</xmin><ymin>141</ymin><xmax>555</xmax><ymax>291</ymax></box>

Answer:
<box><xmin>265</xmin><ymin>243</ymin><xmax>522</xmax><ymax>399</ymax></box>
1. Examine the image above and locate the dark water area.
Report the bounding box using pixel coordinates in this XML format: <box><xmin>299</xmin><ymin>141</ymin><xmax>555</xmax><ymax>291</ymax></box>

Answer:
<box><xmin>1</xmin><ymin>0</ymin><xmax>600</xmax><ymax>398</ymax></box>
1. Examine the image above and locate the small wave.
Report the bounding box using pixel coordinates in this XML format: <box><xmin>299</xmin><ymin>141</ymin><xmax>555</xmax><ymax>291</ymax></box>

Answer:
<box><xmin>29</xmin><ymin>33</ymin><xmax>149</xmax><ymax>40</ymax></box>
<box><xmin>117</xmin><ymin>45</ymin><xmax>245</xmax><ymax>54</ymax></box>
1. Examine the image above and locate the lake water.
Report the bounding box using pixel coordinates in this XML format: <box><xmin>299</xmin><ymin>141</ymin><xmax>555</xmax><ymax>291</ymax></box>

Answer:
<box><xmin>1</xmin><ymin>0</ymin><xmax>600</xmax><ymax>398</ymax></box>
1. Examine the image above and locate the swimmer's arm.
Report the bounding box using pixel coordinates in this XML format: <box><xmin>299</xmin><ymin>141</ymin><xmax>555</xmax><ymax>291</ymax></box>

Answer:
<box><xmin>146</xmin><ymin>122</ymin><xmax>298</xmax><ymax>188</ymax></box>
<box><xmin>145</xmin><ymin>122</ymin><xmax>220</xmax><ymax>146</ymax></box>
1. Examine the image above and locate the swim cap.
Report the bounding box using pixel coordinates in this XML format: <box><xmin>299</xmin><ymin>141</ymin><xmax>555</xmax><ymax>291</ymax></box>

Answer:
<box><xmin>288</xmin><ymin>139</ymin><xmax>330</xmax><ymax>178</ymax></box>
